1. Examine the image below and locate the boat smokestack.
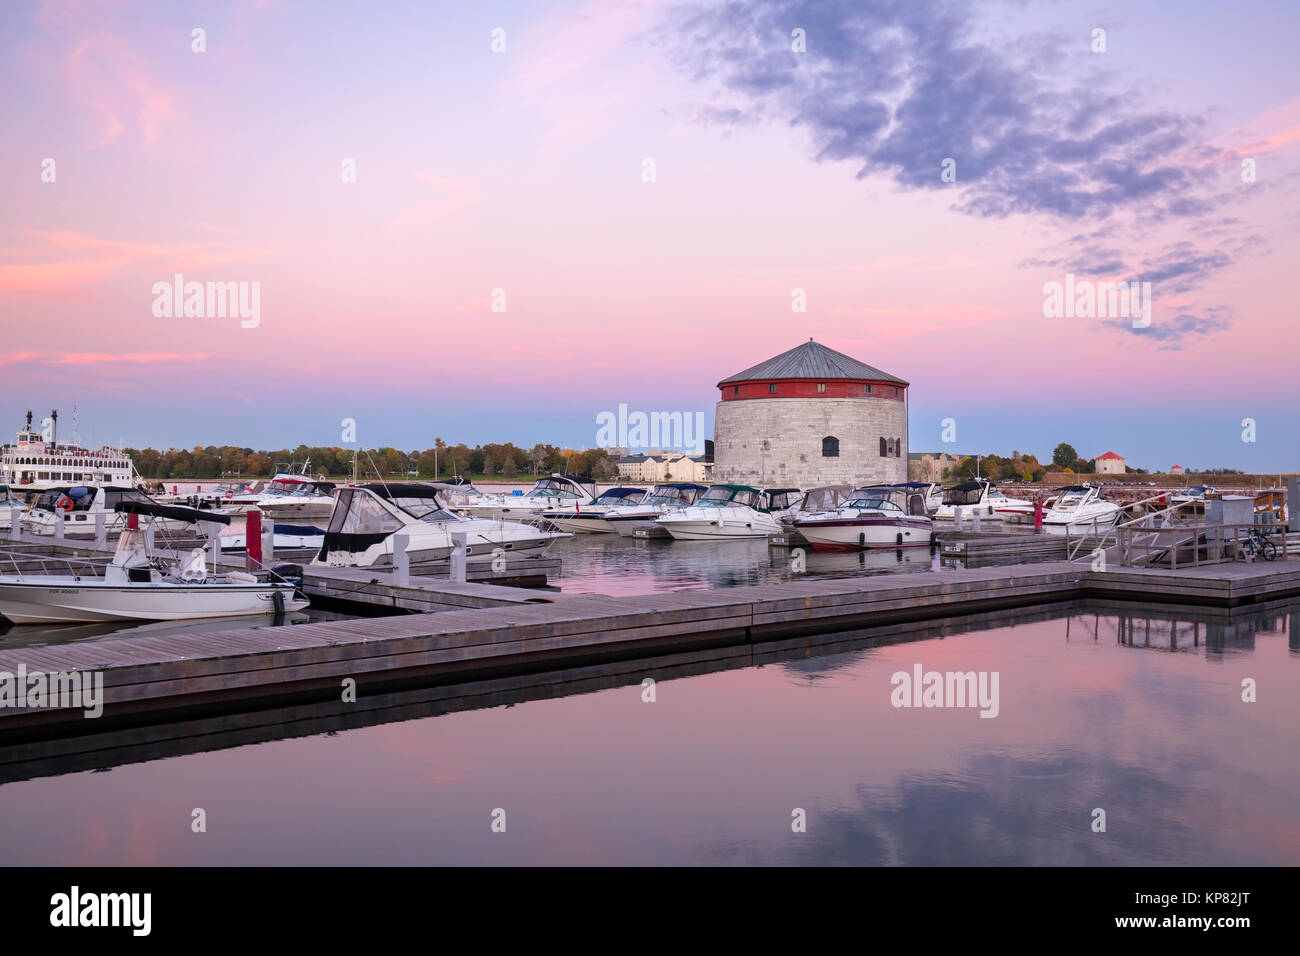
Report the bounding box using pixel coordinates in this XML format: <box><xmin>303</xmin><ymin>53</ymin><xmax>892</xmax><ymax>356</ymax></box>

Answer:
<box><xmin>24</xmin><ymin>410</ymin><xmax>32</xmax><ymax>431</ymax></box>
<box><xmin>50</xmin><ymin>409</ymin><xmax>58</xmax><ymax>444</ymax></box>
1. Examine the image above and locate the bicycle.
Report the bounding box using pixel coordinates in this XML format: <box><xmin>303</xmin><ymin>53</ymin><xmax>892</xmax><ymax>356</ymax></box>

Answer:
<box><xmin>1236</xmin><ymin>527</ymin><xmax>1277</xmax><ymax>562</ymax></box>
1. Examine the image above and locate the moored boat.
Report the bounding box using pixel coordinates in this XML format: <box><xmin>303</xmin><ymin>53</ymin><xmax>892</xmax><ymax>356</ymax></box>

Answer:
<box><xmin>605</xmin><ymin>482</ymin><xmax>709</xmax><ymax>537</ymax></box>
<box><xmin>0</xmin><ymin>503</ymin><xmax>307</xmax><ymax>624</ymax></box>
<box><xmin>542</xmin><ymin>486</ymin><xmax>647</xmax><ymax>533</ymax></box>
<box><xmin>793</xmin><ymin>485</ymin><xmax>934</xmax><ymax>550</ymax></box>
<box><xmin>312</xmin><ymin>483</ymin><xmax>569</xmax><ymax>567</ymax></box>
<box><xmin>656</xmin><ymin>484</ymin><xmax>785</xmax><ymax>540</ymax></box>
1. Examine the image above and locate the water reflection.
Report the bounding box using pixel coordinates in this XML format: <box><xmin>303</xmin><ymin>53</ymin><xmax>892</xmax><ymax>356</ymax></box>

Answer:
<box><xmin>0</xmin><ymin>599</ymin><xmax>1294</xmax><ymax>865</ymax></box>
<box><xmin>550</xmin><ymin>535</ymin><xmax>935</xmax><ymax>595</ymax></box>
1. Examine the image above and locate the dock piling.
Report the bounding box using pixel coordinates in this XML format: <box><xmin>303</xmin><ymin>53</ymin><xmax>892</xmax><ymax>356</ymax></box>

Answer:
<box><xmin>94</xmin><ymin>512</ymin><xmax>106</xmax><ymax>549</ymax></box>
<box><xmin>54</xmin><ymin>511</ymin><xmax>64</xmax><ymax>540</ymax></box>
<box><xmin>393</xmin><ymin>532</ymin><xmax>410</xmax><ymax>585</ymax></box>
<box><xmin>450</xmin><ymin>531</ymin><xmax>467</xmax><ymax>583</ymax></box>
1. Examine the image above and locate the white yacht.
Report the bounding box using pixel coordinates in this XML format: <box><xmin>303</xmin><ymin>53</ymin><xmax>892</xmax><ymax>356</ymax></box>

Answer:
<box><xmin>605</xmin><ymin>482</ymin><xmax>709</xmax><ymax>537</ymax></box>
<box><xmin>312</xmin><ymin>483</ymin><xmax>570</xmax><ymax>567</ymax></box>
<box><xmin>1040</xmin><ymin>484</ymin><xmax>1122</xmax><ymax>531</ymax></box>
<box><xmin>0</xmin><ymin>409</ymin><xmax>136</xmax><ymax>491</ymax></box>
<box><xmin>22</xmin><ymin>485</ymin><xmax>197</xmax><ymax>537</ymax></box>
<box><xmin>254</xmin><ymin>478</ymin><xmax>338</xmax><ymax>519</ymax></box>
<box><xmin>0</xmin><ymin>503</ymin><xmax>307</xmax><ymax>624</ymax></box>
<box><xmin>932</xmin><ymin>479</ymin><xmax>1032</xmax><ymax>521</ymax></box>
<box><xmin>460</xmin><ymin>474</ymin><xmax>598</xmax><ymax>521</ymax></box>
<box><xmin>793</xmin><ymin>485</ymin><xmax>934</xmax><ymax>550</ymax></box>
<box><xmin>656</xmin><ymin>484</ymin><xmax>785</xmax><ymax>540</ymax></box>
<box><xmin>541</xmin><ymin>487</ymin><xmax>647</xmax><ymax>534</ymax></box>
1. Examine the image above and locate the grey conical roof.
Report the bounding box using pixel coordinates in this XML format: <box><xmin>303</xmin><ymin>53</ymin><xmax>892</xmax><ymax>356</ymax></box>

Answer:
<box><xmin>718</xmin><ymin>339</ymin><xmax>907</xmax><ymax>386</ymax></box>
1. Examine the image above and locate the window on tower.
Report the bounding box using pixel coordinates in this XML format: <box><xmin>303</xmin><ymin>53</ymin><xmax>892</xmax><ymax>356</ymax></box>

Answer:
<box><xmin>822</xmin><ymin>436</ymin><xmax>839</xmax><ymax>457</ymax></box>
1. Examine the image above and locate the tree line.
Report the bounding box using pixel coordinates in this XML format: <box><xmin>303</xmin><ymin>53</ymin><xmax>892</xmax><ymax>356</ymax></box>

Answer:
<box><xmin>125</xmin><ymin>442</ymin><xmax>619</xmax><ymax>481</ymax></box>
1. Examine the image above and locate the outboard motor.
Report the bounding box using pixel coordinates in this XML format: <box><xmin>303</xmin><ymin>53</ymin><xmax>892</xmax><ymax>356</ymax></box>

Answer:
<box><xmin>269</xmin><ymin>562</ymin><xmax>304</xmax><ymax>594</ymax></box>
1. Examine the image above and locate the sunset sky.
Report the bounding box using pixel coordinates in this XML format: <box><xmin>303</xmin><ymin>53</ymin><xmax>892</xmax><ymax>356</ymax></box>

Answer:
<box><xmin>2</xmin><ymin>0</ymin><xmax>1297</xmax><ymax>470</ymax></box>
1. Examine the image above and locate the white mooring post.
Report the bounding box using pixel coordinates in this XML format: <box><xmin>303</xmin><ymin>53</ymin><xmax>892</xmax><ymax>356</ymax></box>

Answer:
<box><xmin>144</xmin><ymin>521</ymin><xmax>156</xmax><ymax>551</ymax></box>
<box><xmin>54</xmin><ymin>510</ymin><xmax>65</xmax><ymax>540</ymax></box>
<box><xmin>393</xmin><ymin>532</ymin><xmax>410</xmax><ymax>585</ymax></box>
<box><xmin>450</xmin><ymin>531</ymin><xmax>467</xmax><ymax>584</ymax></box>
<box><xmin>208</xmin><ymin>523</ymin><xmax>222</xmax><ymax>574</ymax></box>
<box><xmin>94</xmin><ymin>512</ymin><xmax>107</xmax><ymax>549</ymax></box>
<box><xmin>953</xmin><ymin>506</ymin><xmax>964</xmax><ymax>532</ymax></box>
<box><xmin>972</xmin><ymin>508</ymin><xmax>981</xmax><ymax>533</ymax></box>
<box><xmin>8</xmin><ymin>509</ymin><xmax>20</xmax><ymax>541</ymax></box>
<box><xmin>262</xmin><ymin>517</ymin><xmax>275</xmax><ymax>564</ymax></box>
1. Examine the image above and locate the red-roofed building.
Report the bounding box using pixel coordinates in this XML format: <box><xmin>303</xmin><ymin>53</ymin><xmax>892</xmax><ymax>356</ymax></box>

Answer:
<box><xmin>1095</xmin><ymin>450</ymin><xmax>1126</xmax><ymax>475</ymax></box>
<box><xmin>1170</xmin><ymin>464</ymin><xmax>1184</xmax><ymax>476</ymax></box>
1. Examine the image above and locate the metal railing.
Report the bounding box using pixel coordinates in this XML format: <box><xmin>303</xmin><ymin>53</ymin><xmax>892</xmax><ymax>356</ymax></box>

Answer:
<box><xmin>0</xmin><ymin>547</ymin><xmax>111</xmax><ymax>581</ymax></box>
<box><xmin>1115</xmin><ymin>523</ymin><xmax>1295</xmax><ymax>568</ymax></box>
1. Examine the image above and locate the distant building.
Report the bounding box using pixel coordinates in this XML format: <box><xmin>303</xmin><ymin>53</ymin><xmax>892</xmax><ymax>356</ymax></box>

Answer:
<box><xmin>908</xmin><ymin>452</ymin><xmax>962</xmax><ymax>482</ymax></box>
<box><xmin>1170</xmin><ymin>464</ymin><xmax>1184</xmax><ymax>476</ymax></box>
<box><xmin>615</xmin><ymin>451</ymin><xmax>712</xmax><ymax>484</ymax></box>
<box><xmin>714</xmin><ymin>339</ymin><xmax>908</xmax><ymax>489</ymax></box>
<box><xmin>1095</xmin><ymin>451</ymin><xmax>1126</xmax><ymax>475</ymax></box>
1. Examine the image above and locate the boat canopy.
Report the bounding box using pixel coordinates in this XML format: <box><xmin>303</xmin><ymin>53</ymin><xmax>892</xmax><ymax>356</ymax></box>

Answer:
<box><xmin>115</xmin><ymin>501</ymin><xmax>232</xmax><ymax>525</ymax></box>
<box><xmin>799</xmin><ymin>485</ymin><xmax>853</xmax><ymax>513</ymax></box>
<box><xmin>591</xmin><ymin>487</ymin><xmax>647</xmax><ymax>505</ymax></box>
<box><xmin>764</xmin><ymin>489</ymin><xmax>803</xmax><ymax>511</ymax></box>
<box><xmin>697</xmin><ymin>484</ymin><xmax>763</xmax><ymax>508</ymax></box>
<box><xmin>848</xmin><ymin>486</ymin><xmax>928</xmax><ymax>516</ymax></box>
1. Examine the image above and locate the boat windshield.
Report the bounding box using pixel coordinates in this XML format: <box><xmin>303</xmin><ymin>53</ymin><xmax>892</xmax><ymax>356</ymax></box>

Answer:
<box><xmin>697</xmin><ymin>486</ymin><xmax>760</xmax><ymax>508</ymax></box>
<box><xmin>766</xmin><ymin>491</ymin><xmax>803</xmax><ymax>511</ymax></box>
<box><xmin>943</xmin><ymin>485</ymin><xmax>986</xmax><ymax>506</ymax></box>
<box><xmin>846</xmin><ymin>497</ymin><xmax>904</xmax><ymax>513</ymax></box>
<box><xmin>593</xmin><ymin>489</ymin><xmax>646</xmax><ymax>506</ymax></box>
<box><xmin>648</xmin><ymin>485</ymin><xmax>695</xmax><ymax>503</ymax></box>
<box><xmin>388</xmin><ymin>496</ymin><xmax>462</xmax><ymax>523</ymax></box>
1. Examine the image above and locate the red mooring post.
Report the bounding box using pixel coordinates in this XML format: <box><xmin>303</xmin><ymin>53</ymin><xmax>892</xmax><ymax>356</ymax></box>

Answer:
<box><xmin>246</xmin><ymin>508</ymin><xmax>262</xmax><ymax>570</ymax></box>
<box><xmin>1033</xmin><ymin>498</ymin><xmax>1044</xmax><ymax>532</ymax></box>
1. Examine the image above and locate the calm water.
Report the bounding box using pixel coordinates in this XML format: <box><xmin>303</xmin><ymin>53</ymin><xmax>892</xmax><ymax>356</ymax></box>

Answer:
<box><xmin>1</xmin><ymin>600</ymin><xmax>1296</xmax><ymax>865</ymax></box>
<box><xmin>548</xmin><ymin>534</ymin><xmax>936</xmax><ymax>595</ymax></box>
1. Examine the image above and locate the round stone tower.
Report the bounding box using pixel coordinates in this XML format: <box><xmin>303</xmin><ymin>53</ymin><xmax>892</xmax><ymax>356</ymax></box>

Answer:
<box><xmin>713</xmin><ymin>339</ymin><xmax>908</xmax><ymax>489</ymax></box>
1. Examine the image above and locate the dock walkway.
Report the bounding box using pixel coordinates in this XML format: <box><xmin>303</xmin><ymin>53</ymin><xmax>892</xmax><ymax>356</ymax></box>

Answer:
<box><xmin>3</xmin><ymin>558</ymin><xmax>1298</xmax><ymax>734</ymax></box>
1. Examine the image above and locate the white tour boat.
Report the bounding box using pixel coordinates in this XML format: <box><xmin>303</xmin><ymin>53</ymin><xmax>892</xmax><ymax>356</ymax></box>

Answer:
<box><xmin>0</xmin><ymin>409</ymin><xmax>137</xmax><ymax>491</ymax></box>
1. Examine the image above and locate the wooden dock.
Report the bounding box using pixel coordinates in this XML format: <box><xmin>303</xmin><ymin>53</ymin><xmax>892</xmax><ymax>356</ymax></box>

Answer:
<box><xmin>3</xmin><ymin>558</ymin><xmax>1299</xmax><ymax>736</ymax></box>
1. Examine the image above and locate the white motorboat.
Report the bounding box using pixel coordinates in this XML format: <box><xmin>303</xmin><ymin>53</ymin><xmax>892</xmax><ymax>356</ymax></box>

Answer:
<box><xmin>793</xmin><ymin>485</ymin><xmax>934</xmax><ymax>550</ymax></box>
<box><xmin>932</xmin><ymin>479</ymin><xmax>1032</xmax><ymax>522</ymax></box>
<box><xmin>1171</xmin><ymin>484</ymin><xmax>1217</xmax><ymax>504</ymax></box>
<box><xmin>312</xmin><ymin>483</ymin><xmax>570</xmax><ymax>567</ymax></box>
<box><xmin>220</xmin><ymin>523</ymin><xmax>325</xmax><ymax>552</ymax></box>
<box><xmin>656</xmin><ymin>484</ymin><xmax>785</xmax><ymax>540</ymax></box>
<box><xmin>22</xmin><ymin>485</ymin><xmax>199</xmax><ymax>537</ymax></box>
<box><xmin>158</xmin><ymin>480</ymin><xmax>260</xmax><ymax>510</ymax></box>
<box><xmin>460</xmin><ymin>474</ymin><xmax>598</xmax><ymax>520</ymax></box>
<box><xmin>764</xmin><ymin>488</ymin><xmax>805</xmax><ymax>522</ymax></box>
<box><xmin>0</xmin><ymin>503</ymin><xmax>308</xmax><ymax>624</ymax></box>
<box><xmin>1040</xmin><ymin>484</ymin><xmax>1122</xmax><ymax>531</ymax></box>
<box><xmin>254</xmin><ymin>478</ymin><xmax>338</xmax><ymax>519</ymax></box>
<box><xmin>605</xmin><ymin>482</ymin><xmax>709</xmax><ymax>537</ymax></box>
<box><xmin>541</xmin><ymin>486</ymin><xmax>647</xmax><ymax>534</ymax></box>
<box><xmin>0</xmin><ymin>484</ymin><xmax>26</xmax><ymax>530</ymax></box>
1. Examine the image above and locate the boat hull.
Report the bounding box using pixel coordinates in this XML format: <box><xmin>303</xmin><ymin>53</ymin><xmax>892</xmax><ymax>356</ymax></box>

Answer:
<box><xmin>794</xmin><ymin>516</ymin><xmax>933</xmax><ymax>550</ymax></box>
<box><xmin>657</xmin><ymin>508</ymin><xmax>782</xmax><ymax>540</ymax></box>
<box><xmin>0</xmin><ymin>576</ymin><xmax>307</xmax><ymax>624</ymax></box>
